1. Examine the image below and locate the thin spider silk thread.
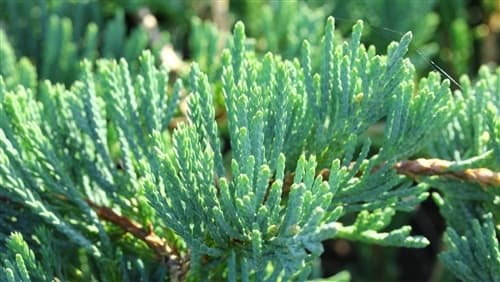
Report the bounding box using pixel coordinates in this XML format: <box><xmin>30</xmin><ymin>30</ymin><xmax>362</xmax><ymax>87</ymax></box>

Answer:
<box><xmin>333</xmin><ymin>15</ymin><xmax>463</xmax><ymax>91</ymax></box>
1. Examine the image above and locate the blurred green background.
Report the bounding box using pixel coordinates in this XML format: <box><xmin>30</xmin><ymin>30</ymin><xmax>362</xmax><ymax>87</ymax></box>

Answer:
<box><xmin>1</xmin><ymin>0</ymin><xmax>498</xmax><ymax>85</ymax></box>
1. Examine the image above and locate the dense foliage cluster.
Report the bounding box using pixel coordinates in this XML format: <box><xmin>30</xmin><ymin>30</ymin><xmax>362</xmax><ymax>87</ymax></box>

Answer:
<box><xmin>0</xmin><ymin>1</ymin><xmax>498</xmax><ymax>281</ymax></box>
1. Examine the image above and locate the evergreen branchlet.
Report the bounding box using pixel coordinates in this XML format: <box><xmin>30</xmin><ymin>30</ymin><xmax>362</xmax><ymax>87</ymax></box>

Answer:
<box><xmin>0</xmin><ymin>13</ymin><xmax>498</xmax><ymax>282</ymax></box>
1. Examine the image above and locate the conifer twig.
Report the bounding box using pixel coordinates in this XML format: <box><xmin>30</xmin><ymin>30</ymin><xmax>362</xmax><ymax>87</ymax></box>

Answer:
<box><xmin>394</xmin><ymin>158</ymin><xmax>500</xmax><ymax>186</ymax></box>
<box><xmin>0</xmin><ymin>194</ymin><xmax>191</xmax><ymax>280</ymax></box>
<box><xmin>85</xmin><ymin>200</ymin><xmax>190</xmax><ymax>282</ymax></box>
<box><xmin>1</xmin><ymin>157</ymin><xmax>497</xmax><ymax>279</ymax></box>
<box><xmin>277</xmin><ymin>159</ymin><xmax>499</xmax><ymax>198</ymax></box>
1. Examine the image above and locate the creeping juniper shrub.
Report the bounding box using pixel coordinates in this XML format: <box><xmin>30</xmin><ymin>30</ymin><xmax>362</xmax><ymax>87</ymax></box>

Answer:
<box><xmin>0</xmin><ymin>11</ymin><xmax>498</xmax><ymax>282</ymax></box>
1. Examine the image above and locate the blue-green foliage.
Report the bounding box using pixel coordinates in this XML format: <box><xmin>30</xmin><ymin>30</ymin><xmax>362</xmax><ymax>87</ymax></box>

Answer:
<box><xmin>427</xmin><ymin>65</ymin><xmax>500</xmax><ymax>282</ymax></box>
<box><xmin>297</xmin><ymin>18</ymin><xmax>452</xmax><ymax>166</ymax></box>
<box><xmin>0</xmin><ymin>8</ymin><xmax>496</xmax><ymax>280</ymax></box>
<box><xmin>189</xmin><ymin>17</ymin><xmax>222</xmax><ymax>80</ymax></box>
<box><xmin>0</xmin><ymin>233</ymin><xmax>49</xmax><ymax>282</ymax></box>
<box><xmin>329</xmin><ymin>0</ymin><xmax>439</xmax><ymax>71</ymax></box>
<box><xmin>429</xmin><ymin>66</ymin><xmax>499</xmax><ymax>163</ymax></box>
<box><xmin>146</xmin><ymin>18</ymin><xmax>453</xmax><ymax>280</ymax></box>
<box><xmin>0</xmin><ymin>50</ymin><xmax>179</xmax><ymax>280</ymax></box>
<box><xmin>236</xmin><ymin>0</ymin><xmax>441</xmax><ymax>75</ymax></box>
<box><xmin>439</xmin><ymin>213</ymin><xmax>500</xmax><ymax>282</ymax></box>
<box><xmin>427</xmin><ymin>66</ymin><xmax>499</xmax><ymax>219</ymax></box>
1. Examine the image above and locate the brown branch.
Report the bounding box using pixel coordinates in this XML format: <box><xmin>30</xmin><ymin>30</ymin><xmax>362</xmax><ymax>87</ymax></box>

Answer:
<box><xmin>394</xmin><ymin>158</ymin><xmax>500</xmax><ymax>186</ymax></box>
<box><xmin>276</xmin><ymin>159</ymin><xmax>499</xmax><ymax>199</ymax></box>
<box><xmin>0</xmin><ymin>193</ymin><xmax>190</xmax><ymax>281</ymax></box>
<box><xmin>85</xmin><ymin>200</ymin><xmax>190</xmax><ymax>282</ymax></box>
<box><xmin>1</xmin><ymin>157</ymin><xmax>498</xmax><ymax>280</ymax></box>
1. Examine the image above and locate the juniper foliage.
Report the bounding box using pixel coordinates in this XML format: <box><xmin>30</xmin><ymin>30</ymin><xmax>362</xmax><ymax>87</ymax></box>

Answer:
<box><xmin>0</xmin><ymin>14</ymin><xmax>498</xmax><ymax>282</ymax></box>
<box><xmin>428</xmin><ymin>66</ymin><xmax>500</xmax><ymax>282</ymax></box>
<box><xmin>145</xmin><ymin>18</ymin><xmax>456</xmax><ymax>280</ymax></box>
<box><xmin>0</xmin><ymin>49</ymin><xmax>180</xmax><ymax>280</ymax></box>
